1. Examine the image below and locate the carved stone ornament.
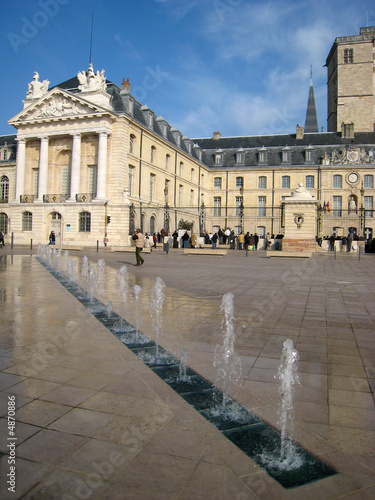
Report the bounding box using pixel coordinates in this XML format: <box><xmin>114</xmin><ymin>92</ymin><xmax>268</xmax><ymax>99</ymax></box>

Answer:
<box><xmin>293</xmin><ymin>213</ymin><xmax>304</xmax><ymax>229</ymax></box>
<box><xmin>322</xmin><ymin>147</ymin><xmax>374</xmax><ymax>165</ymax></box>
<box><xmin>77</xmin><ymin>63</ymin><xmax>106</xmax><ymax>93</ymax></box>
<box><xmin>26</xmin><ymin>71</ymin><xmax>50</xmax><ymax>99</ymax></box>
<box><xmin>25</xmin><ymin>97</ymin><xmax>90</xmax><ymax>120</ymax></box>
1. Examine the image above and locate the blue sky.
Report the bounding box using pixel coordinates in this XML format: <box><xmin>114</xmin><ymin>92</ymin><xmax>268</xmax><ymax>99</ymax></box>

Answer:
<box><xmin>1</xmin><ymin>0</ymin><xmax>373</xmax><ymax>138</ymax></box>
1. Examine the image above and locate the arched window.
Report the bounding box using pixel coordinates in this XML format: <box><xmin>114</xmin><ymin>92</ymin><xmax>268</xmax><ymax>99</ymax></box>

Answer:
<box><xmin>258</xmin><ymin>176</ymin><xmax>267</xmax><ymax>189</ymax></box>
<box><xmin>165</xmin><ymin>154</ymin><xmax>170</xmax><ymax>170</ymax></box>
<box><xmin>79</xmin><ymin>211</ymin><xmax>91</xmax><ymax>232</ymax></box>
<box><xmin>0</xmin><ymin>176</ymin><xmax>9</xmax><ymax>202</ymax></box>
<box><xmin>22</xmin><ymin>211</ymin><xmax>32</xmax><ymax>231</ymax></box>
<box><xmin>179</xmin><ymin>161</ymin><xmax>183</xmax><ymax>176</ymax></box>
<box><xmin>306</xmin><ymin>175</ymin><xmax>314</xmax><ymax>188</ymax></box>
<box><xmin>235</xmin><ymin>177</ymin><xmax>244</xmax><ymax>189</ymax></box>
<box><xmin>282</xmin><ymin>176</ymin><xmax>290</xmax><ymax>188</ymax></box>
<box><xmin>150</xmin><ymin>215</ymin><xmax>155</xmax><ymax>234</ymax></box>
<box><xmin>129</xmin><ymin>134</ymin><xmax>136</xmax><ymax>155</ymax></box>
<box><xmin>0</xmin><ymin>213</ymin><xmax>8</xmax><ymax>234</ymax></box>
<box><xmin>214</xmin><ymin>177</ymin><xmax>222</xmax><ymax>189</ymax></box>
<box><xmin>151</xmin><ymin>146</ymin><xmax>156</xmax><ymax>163</ymax></box>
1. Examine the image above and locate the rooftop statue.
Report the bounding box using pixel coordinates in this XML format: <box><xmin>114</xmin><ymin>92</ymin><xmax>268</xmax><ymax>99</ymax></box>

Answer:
<box><xmin>26</xmin><ymin>71</ymin><xmax>50</xmax><ymax>99</ymax></box>
<box><xmin>77</xmin><ymin>63</ymin><xmax>106</xmax><ymax>92</ymax></box>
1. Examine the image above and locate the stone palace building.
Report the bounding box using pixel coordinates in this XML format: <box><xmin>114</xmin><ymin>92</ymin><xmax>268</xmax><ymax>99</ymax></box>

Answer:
<box><xmin>0</xmin><ymin>25</ymin><xmax>374</xmax><ymax>247</ymax></box>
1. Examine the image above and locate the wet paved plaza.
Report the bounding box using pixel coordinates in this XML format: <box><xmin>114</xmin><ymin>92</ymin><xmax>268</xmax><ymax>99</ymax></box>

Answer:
<box><xmin>0</xmin><ymin>246</ymin><xmax>374</xmax><ymax>499</ymax></box>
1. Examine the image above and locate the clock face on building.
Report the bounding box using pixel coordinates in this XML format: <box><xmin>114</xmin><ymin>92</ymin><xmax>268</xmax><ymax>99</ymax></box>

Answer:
<box><xmin>348</xmin><ymin>172</ymin><xmax>358</xmax><ymax>184</ymax></box>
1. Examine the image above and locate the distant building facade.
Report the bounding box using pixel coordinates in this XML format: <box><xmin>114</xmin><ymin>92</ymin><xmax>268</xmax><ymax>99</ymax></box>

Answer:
<box><xmin>0</xmin><ymin>27</ymin><xmax>374</xmax><ymax>247</ymax></box>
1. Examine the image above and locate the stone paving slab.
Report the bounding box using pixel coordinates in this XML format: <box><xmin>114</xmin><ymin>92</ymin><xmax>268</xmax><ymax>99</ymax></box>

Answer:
<box><xmin>0</xmin><ymin>248</ymin><xmax>374</xmax><ymax>498</ymax></box>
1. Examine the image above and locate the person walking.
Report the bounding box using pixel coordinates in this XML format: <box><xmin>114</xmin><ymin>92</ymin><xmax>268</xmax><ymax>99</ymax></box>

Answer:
<box><xmin>347</xmin><ymin>232</ymin><xmax>353</xmax><ymax>252</ymax></box>
<box><xmin>329</xmin><ymin>234</ymin><xmax>335</xmax><ymax>251</ymax></box>
<box><xmin>254</xmin><ymin>233</ymin><xmax>259</xmax><ymax>250</ymax></box>
<box><xmin>153</xmin><ymin>233</ymin><xmax>157</xmax><ymax>249</ymax></box>
<box><xmin>224</xmin><ymin>228</ymin><xmax>231</xmax><ymax>245</ymax></box>
<box><xmin>132</xmin><ymin>229</ymin><xmax>145</xmax><ymax>266</ymax></box>
<box><xmin>249</xmin><ymin>233</ymin><xmax>255</xmax><ymax>250</ymax></box>
<box><xmin>144</xmin><ymin>234</ymin><xmax>152</xmax><ymax>254</ymax></box>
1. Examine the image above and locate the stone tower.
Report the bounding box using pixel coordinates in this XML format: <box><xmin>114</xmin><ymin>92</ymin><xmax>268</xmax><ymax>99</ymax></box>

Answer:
<box><xmin>326</xmin><ymin>26</ymin><xmax>375</xmax><ymax>133</ymax></box>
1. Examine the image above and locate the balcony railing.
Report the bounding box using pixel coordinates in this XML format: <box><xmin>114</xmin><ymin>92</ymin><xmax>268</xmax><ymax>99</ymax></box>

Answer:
<box><xmin>76</xmin><ymin>193</ymin><xmax>95</xmax><ymax>202</ymax></box>
<box><xmin>20</xmin><ymin>194</ymin><xmax>35</xmax><ymax>203</ymax></box>
<box><xmin>43</xmin><ymin>194</ymin><xmax>70</xmax><ymax>203</ymax></box>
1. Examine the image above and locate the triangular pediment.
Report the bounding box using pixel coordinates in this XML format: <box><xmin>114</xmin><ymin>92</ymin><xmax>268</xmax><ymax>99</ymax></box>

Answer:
<box><xmin>8</xmin><ymin>87</ymin><xmax>115</xmax><ymax>126</ymax></box>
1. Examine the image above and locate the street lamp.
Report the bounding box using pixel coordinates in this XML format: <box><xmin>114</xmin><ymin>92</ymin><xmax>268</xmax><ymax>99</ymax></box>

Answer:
<box><xmin>239</xmin><ymin>186</ymin><xmax>244</xmax><ymax>233</ymax></box>
<box><xmin>200</xmin><ymin>194</ymin><xmax>205</xmax><ymax>236</ymax></box>
<box><xmin>360</xmin><ymin>181</ymin><xmax>365</xmax><ymax>238</ymax></box>
<box><xmin>164</xmin><ymin>187</ymin><xmax>169</xmax><ymax>235</ymax></box>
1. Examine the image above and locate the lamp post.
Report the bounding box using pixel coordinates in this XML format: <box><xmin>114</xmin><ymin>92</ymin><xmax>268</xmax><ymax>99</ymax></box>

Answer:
<box><xmin>360</xmin><ymin>182</ymin><xmax>365</xmax><ymax>238</ymax></box>
<box><xmin>239</xmin><ymin>186</ymin><xmax>244</xmax><ymax>233</ymax></box>
<box><xmin>164</xmin><ymin>187</ymin><xmax>169</xmax><ymax>235</ymax></box>
<box><xmin>200</xmin><ymin>194</ymin><xmax>205</xmax><ymax>237</ymax></box>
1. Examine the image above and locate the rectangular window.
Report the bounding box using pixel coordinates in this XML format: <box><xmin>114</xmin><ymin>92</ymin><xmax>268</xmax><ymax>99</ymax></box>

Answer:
<box><xmin>236</xmin><ymin>152</ymin><xmax>245</xmax><ymax>164</ymax></box>
<box><xmin>305</xmin><ymin>150</ymin><xmax>313</xmax><ymax>162</ymax></box>
<box><xmin>179</xmin><ymin>185</ymin><xmax>182</xmax><ymax>207</ymax></box>
<box><xmin>364</xmin><ymin>196</ymin><xmax>373</xmax><ymax>218</ymax></box>
<box><xmin>22</xmin><ymin>212</ymin><xmax>32</xmax><ymax>231</ymax></box>
<box><xmin>79</xmin><ymin>212</ymin><xmax>91</xmax><ymax>232</ymax></box>
<box><xmin>235</xmin><ymin>196</ymin><xmax>243</xmax><ymax>216</ymax></box>
<box><xmin>165</xmin><ymin>155</ymin><xmax>170</xmax><ymax>171</ymax></box>
<box><xmin>33</xmin><ymin>169</ymin><xmax>39</xmax><ymax>197</ymax></box>
<box><xmin>215</xmin><ymin>154</ymin><xmax>222</xmax><ymax>164</ymax></box>
<box><xmin>282</xmin><ymin>150</ymin><xmax>291</xmax><ymax>163</ymax></box>
<box><xmin>344</xmin><ymin>48</ymin><xmax>353</xmax><ymax>64</ymax></box>
<box><xmin>214</xmin><ymin>196</ymin><xmax>221</xmax><ymax>216</ymax></box>
<box><xmin>257</xmin><ymin>225</ymin><xmax>265</xmax><ymax>237</ymax></box>
<box><xmin>259</xmin><ymin>150</ymin><xmax>267</xmax><ymax>163</ymax></box>
<box><xmin>61</xmin><ymin>167</ymin><xmax>71</xmax><ymax>196</ymax></box>
<box><xmin>214</xmin><ymin>177</ymin><xmax>222</xmax><ymax>189</ymax></box>
<box><xmin>333</xmin><ymin>175</ymin><xmax>342</xmax><ymax>188</ymax></box>
<box><xmin>88</xmin><ymin>166</ymin><xmax>97</xmax><ymax>195</ymax></box>
<box><xmin>364</xmin><ymin>175</ymin><xmax>374</xmax><ymax>188</ymax></box>
<box><xmin>150</xmin><ymin>174</ymin><xmax>155</xmax><ymax>202</ymax></box>
<box><xmin>333</xmin><ymin>196</ymin><xmax>342</xmax><ymax>217</ymax></box>
<box><xmin>282</xmin><ymin>176</ymin><xmax>290</xmax><ymax>189</ymax></box>
<box><xmin>306</xmin><ymin>175</ymin><xmax>314</xmax><ymax>188</ymax></box>
<box><xmin>258</xmin><ymin>176</ymin><xmax>267</xmax><ymax>189</ymax></box>
<box><xmin>258</xmin><ymin>196</ymin><xmax>266</xmax><ymax>216</ymax></box>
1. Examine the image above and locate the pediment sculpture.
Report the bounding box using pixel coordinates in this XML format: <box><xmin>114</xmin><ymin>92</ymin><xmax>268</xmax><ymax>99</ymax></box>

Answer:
<box><xmin>26</xmin><ymin>71</ymin><xmax>50</xmax><ymax>99</ymax></box>
<box><xmin>25</xmin><ymin>96</ymin><xmax>90</xmax><ymax>120</ymax></box>
<box><xmin>77</xmin><ymin>63</ymin><xmax>106</xmax><ymax>93</ymax></box>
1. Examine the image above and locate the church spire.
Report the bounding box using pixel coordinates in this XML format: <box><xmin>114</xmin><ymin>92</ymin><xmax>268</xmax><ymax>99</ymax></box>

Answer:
<box><xmin>304</xmin><ymin>62</ymin><xmax>319</xmax><ymax>133</ymax></box>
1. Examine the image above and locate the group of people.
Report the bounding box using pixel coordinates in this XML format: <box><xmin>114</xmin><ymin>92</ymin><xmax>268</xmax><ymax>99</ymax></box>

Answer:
<box><xmin>328</xmin><ymin>232</ymin><xmax>355</xmax><ymax>252</ymax></box>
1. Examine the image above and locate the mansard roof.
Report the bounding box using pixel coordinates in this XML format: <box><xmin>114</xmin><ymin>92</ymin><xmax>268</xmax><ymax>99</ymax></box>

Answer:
<box><xmin>0</xmin><ymin>134</ymin><xmax>17</xmax><ymax>162</ymax></box>
<box><xmin>193</xmin><ymin>132</ymin><xmax>375</xmax><ymax>168</ymax></box>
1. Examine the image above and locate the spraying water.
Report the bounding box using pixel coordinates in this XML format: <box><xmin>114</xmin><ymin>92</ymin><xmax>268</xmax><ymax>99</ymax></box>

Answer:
<box><xmin>277</xmin><ymin>338</ymin><xmax>300</xmax><ymax>467</ymax></box>
<box><xmin>116</xmin><ymin>265</ymin><xmax>129</xmax><ymax>330</ymax></box>
<box><xmin>133</xmin><ymin>285</ymin><xmax>142</xmax><ymax>339</ymax></box>
<box><xmin>96</xmin><ymin>258</ymin><xmax>106</xmax><ymax>302</ymax></box>
<box><xmin>214</xmin><ymin>292</ymin><xmax>242</xmax><ymax>409</ymax></box>
<box><xmin>178</xmin><ymin>347</ymin><xmax>189</xmax><ymax>382</ymax></box>
<box><xmin>81</xmin><ymin>256</ymin><xmax>89</xmax><ymax>297</ymax></box>
<box><xmin>149</xmin><ymin>277</ymin><xmax>166</xmax><ymax>358</ymax></box>
<box><xmin>106</xmin><ymin>300</ymin><xmax>112</xmax><ymax>320</ymax></box>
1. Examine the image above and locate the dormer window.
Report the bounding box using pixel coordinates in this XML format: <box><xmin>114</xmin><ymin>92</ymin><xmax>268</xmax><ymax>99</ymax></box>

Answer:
<box><xmin>305</xmin><ymin>146</ymin><xmax>314</xmax><ymax>163</ymax></box>
<box><xmin>236</xmin><ymin>148</ymin><xmax>245</xmax><ymax>164</ymax></box>
<box><xmin>214</xmin><ymin>149</ymin><xmax>223</xmax><ymax>165</ymax></box>
<box><xmin>183</xmin><ymin>137</ymin><xmax>192</xmax><ymax>154</ymax></box>
<box><xmin>282</xmin><ymin>146</ymin><xmax>291</xmax><ymax>163</ymax></box>
<box><xmin>193</xmin><ymin>143</ymin><xmax>202</xmax><ymax>162</ymax></box>
<box><xmin>1</xmin><ymin>143</ymin><xmax>10</xmax><ymax>161</ymax></box>
<box><xmin>156</xmin><ymin>116</ymin><xmax>168</xmax><ymax>138</ymax></box>
<box><xmin>258</xmin><ymin>147</ymin><xmax>268</xmax><ymax>164</ymax></box>
<box><xmin>171</xmin><ymin>128</ymin><xmax>181</xmax><ymax>147</ymax></box>
<box><xmin>141</xmin><ymin>105</ymin><xmax>153</xmax><ymax>128</ymax></box>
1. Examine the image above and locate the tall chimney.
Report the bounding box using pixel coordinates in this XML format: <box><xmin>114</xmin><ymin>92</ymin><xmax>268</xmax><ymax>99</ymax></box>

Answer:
<box><xmin>213</xmin><ymin>131</ymin><xmax>221</xmax><ymax>139</ymax></box>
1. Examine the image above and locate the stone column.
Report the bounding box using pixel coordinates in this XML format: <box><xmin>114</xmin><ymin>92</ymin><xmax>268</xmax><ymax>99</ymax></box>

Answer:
<box><xmin>36</xmin><ymin>136</ymin><xmax>49</xmax><ymax>202</ymax></box>
<box><xmin>94</xmin><ymin>132</ymin><xmax>108</xmax><ymax>201</ymax></box>
<box><xmin>68</xmin><ymin>133</ymin><xmax>81</xmax><ymax>201</ymax></box>
<box><xmin>14</xmin><ymin>137</ymin><xmax>26</xmax><ymax>202</ymax></box>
